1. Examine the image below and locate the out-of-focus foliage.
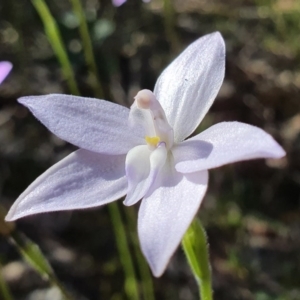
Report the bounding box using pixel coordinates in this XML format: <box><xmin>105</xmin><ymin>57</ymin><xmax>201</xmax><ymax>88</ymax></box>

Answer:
<box><xmin>0</xmin><ymin>0</ymin><xmax>299</xmax><ymax>299</ymax></box>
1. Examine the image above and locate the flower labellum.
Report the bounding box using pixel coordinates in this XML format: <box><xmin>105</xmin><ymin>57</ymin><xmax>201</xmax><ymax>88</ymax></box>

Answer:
<box><xmin>0</xmin><ymin>61</ymin><xmax>13</xmax><ymax>85</ymax></box>
<box><xmin>5</xmin><ymin>32</ymin><xmax>285</xmax><ymax>277</ymax></box>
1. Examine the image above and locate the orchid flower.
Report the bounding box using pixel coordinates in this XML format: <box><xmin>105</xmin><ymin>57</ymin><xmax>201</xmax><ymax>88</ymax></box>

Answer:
<box><xmin>5</xmin><ymin>32</ymin><xmax>285</xmax><ymax>277</ymax></box>
<box><xmin>0</xmin><ymin>61</ymin><xmax>12</xmax><ymax>85</ymax></box>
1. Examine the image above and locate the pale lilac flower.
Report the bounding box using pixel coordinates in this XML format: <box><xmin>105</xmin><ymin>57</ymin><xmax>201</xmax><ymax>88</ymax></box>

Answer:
<box><xmin>0</xmin><ymin>61</ymin><xmax>12</xmax><ymax>85</ymax></box>
<box><xmin>5</xmin><ymin>32</ymin><xmax>285</xmax><ymax>276</ymax></box>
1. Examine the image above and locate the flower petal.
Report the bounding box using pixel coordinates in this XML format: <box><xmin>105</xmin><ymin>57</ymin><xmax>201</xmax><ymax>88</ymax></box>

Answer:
<box><xmin>124</xmin><ymin>143</ymin><xmax>167</xmax><ymax>206</ymax></box>
<box><xmin>5</xmin><ymin>150</ymin><xmax>127</xmax><ymax>221</ymax></box>
<box><xmin>154</xmin><ymin>32</ymin><xmax>225</xmax><ymax>142</ymax></box>
<box><xmin>138</xmin><ymin>159</ymin><xmax>208</xmax><ymax>277</ymax></box>
<box><xmin>172</xmin><ymin>139</ymin><xmax>213</xmax><ymax>164</ymax></box>
<box><xmin>0</xmin><ymin>61</ymin><xmax>13</xmax><ymax>84</ymax></box>
<box><xmin>18</xmin><ymin>94</ymin><xmax>144</xmax><ymax>155</ymax></box>
<box><xmin>175</xmin><ymin>121</ymin><xmax>286</xmax><ymax>173</ymax></box>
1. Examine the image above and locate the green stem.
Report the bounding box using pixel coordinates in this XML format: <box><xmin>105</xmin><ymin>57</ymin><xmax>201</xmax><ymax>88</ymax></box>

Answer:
<box><xmin>182</xmin><ymin>219</ymin><xmax>213</xmax><ymax>300</ymax></box>
<box><xmin>125</xmin><ymin>207</ymin><xmax>155</xmax><ymax>300</ymax></box>
<box><xmin>69</xmin><ymin>0</ymin><xmax>104</xmax><ymax>98</ymax></box>
<box><xmin>31</xmin><ymin>0</ymin><xmax>80</xmax><ymax>95</ymax></box>
<box><xmin>108</xmin><ymin>203</ymin><xmax>139</xmax><ymax>300</ymax></box>
<box><xmin>163</xmin><ymin>0</ymin><xmax>179</xmax><ymax>53</ymax></box>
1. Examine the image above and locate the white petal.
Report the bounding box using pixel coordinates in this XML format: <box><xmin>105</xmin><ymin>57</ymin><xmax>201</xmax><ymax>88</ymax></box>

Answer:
<box><xmin>124</xmin><ymin>143</ymin><xmax>167</xmax><ymax>206</ymax></box>
<box><xmin>175</xmin><ymin>121</ymin><xmax>286</xmax><ymax>173</ymax></box>
<box><xmin>5</xmin><ymin>150</ymin><xmax>127</xmax><ymax>221</ymax></box>
<box><xmin>154</xmin><ymin>32</ymin><xmax>225</xmax><ymax>142</ymax></box>
<box><xmin>18</xmin><ymin>94</ymin><xmax>144</xmax><ymax>155</ymax></box>
<box><xmin>138</xmin><ymin>159</ymin><xmax>208</xmax><ymax>277</ymax></box>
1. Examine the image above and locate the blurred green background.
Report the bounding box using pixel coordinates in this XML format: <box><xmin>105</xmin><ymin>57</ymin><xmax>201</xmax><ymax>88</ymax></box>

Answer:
<box><xmin>0</xmin><ymin>0</ymin><xmax>299</xmax><ymax>299</ymax></box>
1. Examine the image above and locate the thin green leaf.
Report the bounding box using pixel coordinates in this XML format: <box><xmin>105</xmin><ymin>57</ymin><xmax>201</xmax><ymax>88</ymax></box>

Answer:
<box><xmin>10</xmin><ymin>231</ymin><xmax>53</xmax><ymax>279</ymax></box>
<box><xmin>9</xmin><ymin>231</ymin><xmax>72</xmax><ymax>300</ymax></box>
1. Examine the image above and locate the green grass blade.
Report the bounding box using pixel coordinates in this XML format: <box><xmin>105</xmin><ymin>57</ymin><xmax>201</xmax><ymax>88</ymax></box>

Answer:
<box><xmin>69</xmin><ymin>0</ymin><xmax>104</xmax><ymax>98</ymax></box>
<box><xmin>31</xmin><ymin>0</ymin><xmax>80</xmax><ymax>95</ymax></box>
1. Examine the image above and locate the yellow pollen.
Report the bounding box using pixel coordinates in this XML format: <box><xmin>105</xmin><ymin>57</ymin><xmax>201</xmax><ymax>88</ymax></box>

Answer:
<box><xmin>145</xmin><ymin>136</ymin><xmax>160</xmax><ymax>147</ymax></box>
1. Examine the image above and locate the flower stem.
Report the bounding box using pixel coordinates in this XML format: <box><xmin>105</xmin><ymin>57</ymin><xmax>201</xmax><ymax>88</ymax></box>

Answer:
<box><xmin>182</xmin><ymin>218</ymin><xmax>213</xmax><ymax>300</ymax></box>
<box><xmin>31</xmin><ymin>0</ymin><xmax>80</xmax><ymax>95</ymax></box>
<box><xmin>163</xmin><ymin>0</ymin><xmax>179</xmax><ymax>53</ymax></box>
<box><xmin>108</xmin><ymin>203</ymin><xmax>139</xmax><ymax>300</ymax></box>
<box><xmin>125</xmin><ymin>207</ymin><xmax>155</xmax><ymax>300</ymax></box>
<box><xmin>69</xmin><ymin>0</ymin><xmax>105</xmax><ymax>99</ymax></box>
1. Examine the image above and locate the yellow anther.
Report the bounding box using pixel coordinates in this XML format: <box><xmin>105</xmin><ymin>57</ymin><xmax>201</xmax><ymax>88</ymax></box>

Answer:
<box><xmin>145</xmin><ymin>136</ymin><xmax>160</xmax><ymax>147</ymax></box>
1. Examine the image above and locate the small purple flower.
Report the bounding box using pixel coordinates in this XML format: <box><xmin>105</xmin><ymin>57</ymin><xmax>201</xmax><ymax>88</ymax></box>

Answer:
<box><xmin>5</xmin><ymin>32</ymin><xmax>285</xmax><ymax>276</ymax></box>
<box><xmin>0</xmin><ymin>61</ymin><xmax>12</xmax><ymax>85</ymax></box>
